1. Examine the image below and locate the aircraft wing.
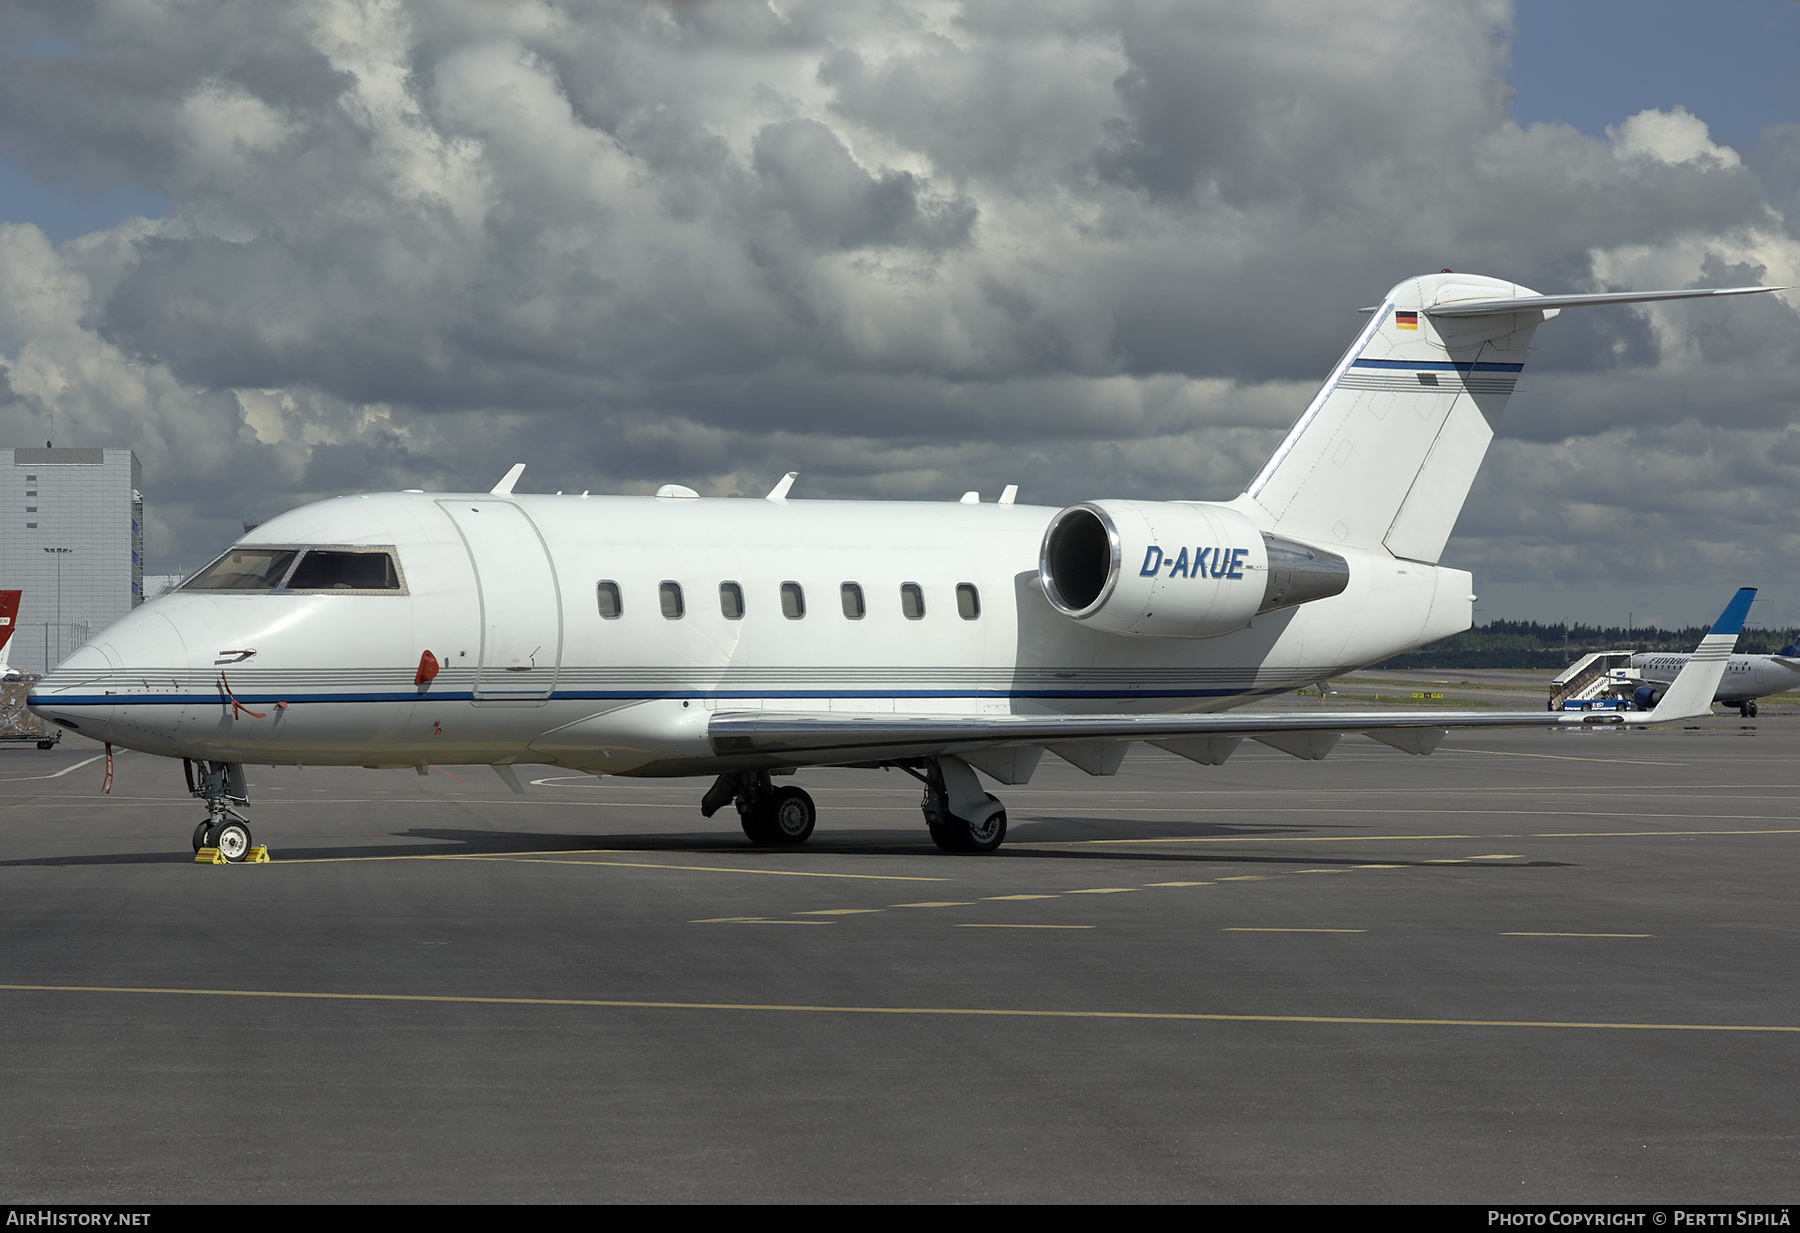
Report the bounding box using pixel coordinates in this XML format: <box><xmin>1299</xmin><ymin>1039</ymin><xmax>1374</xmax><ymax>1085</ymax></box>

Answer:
<box><xmin>710</xmin><ymin>704</ymin><xmax>1602</xmax><ymax>764</ymax></box>
<box><xmin>707</xmin><ymin>588</ymin><xmax>1756</xmax><ymax>766</ymax></box>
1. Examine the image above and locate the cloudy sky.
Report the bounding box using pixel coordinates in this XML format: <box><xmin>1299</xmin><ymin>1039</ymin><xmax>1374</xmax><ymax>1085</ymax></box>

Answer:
<box><xmin>0</xmin><ymin>0</ymin><xmax>1795</xmax><ymax>628</ymax></box>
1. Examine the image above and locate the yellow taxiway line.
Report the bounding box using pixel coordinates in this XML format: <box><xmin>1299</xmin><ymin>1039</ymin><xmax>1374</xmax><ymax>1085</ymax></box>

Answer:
<box><xmin>3</xmin><ymin>983</ymin><xmax>1796</xmax><ymax>1033</ymax></box>
<box><xmin>277</xmin><ymin>851</ymin><xmax>945</xmax><ymax>881</ymax></box>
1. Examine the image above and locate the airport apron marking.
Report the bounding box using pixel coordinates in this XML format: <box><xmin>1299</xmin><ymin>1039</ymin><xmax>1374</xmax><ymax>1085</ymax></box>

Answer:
<box><xmin>4</xmin><ymin>984</ymin><xmax>1798</xmax><ymax>1034</ymax></box>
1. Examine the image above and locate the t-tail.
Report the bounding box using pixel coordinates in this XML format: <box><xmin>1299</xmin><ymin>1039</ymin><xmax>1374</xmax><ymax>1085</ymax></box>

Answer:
<box><xmin>1238</xmin><ymin>275</ymin><xmax>1781</xmax><ymax>563</ymax></box>
<box><xmin>1644</xmin><ymin>588</ymin><xmax>1758</xmax><ymax>722</ymax></box>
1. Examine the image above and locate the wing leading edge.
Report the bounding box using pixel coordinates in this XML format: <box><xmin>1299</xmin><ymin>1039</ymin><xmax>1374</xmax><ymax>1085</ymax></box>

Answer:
<box><xmin>707</xmin><ymin>589</ymin><xmax>1756</xmax><ymax>766</ymax></box>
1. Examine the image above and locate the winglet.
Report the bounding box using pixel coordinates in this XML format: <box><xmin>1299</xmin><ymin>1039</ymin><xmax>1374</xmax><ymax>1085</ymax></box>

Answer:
<box><xmin>767</xmin><ymin>472</ymin><xmax>797</xmax><ymax>502</ymax></box>
<box><xmin>490</xmin><ymin>463</ymin><xmax>526</xmax><ymax>496</ymax></box>
<box><xmin>1644</xmin><ymin>588</ymin><xmax>1756</xmax><ymax>722</ymax></box>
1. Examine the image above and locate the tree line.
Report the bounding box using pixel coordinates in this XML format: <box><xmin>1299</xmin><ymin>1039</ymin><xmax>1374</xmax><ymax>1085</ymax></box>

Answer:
<box><xmin>1374</xmin><ymin>620</ymin><xmax>1800</xmax><ymax>670</ymax></box>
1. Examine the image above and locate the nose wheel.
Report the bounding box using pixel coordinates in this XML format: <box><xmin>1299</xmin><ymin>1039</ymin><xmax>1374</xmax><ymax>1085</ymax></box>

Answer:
<box><xmin>207</xmin><ymin>820</ymin><xmax>253</xmax><ymax>861</ymax></box>
<box><xmin>186</xmin><ymin>759</ymin><xmax>255</xmax><ymax>861</ymax></box>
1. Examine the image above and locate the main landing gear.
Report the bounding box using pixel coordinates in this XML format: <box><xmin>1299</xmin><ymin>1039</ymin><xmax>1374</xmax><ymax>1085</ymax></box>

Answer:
<box><xmin>1738</xmin><ymin>701</ymin><xmax>1760</xmax><ymax>718</ymax></box>
<box><xmin>185</xmin><ymin>759</ymin><xmax>254</xmax><ymax>862</ymax></box>
<box><xmin>883</xmin><ymin>755</ymin><xmax>1008</xmax><ymax>852</ymax></box>
<box><xmin>698</xmin><ymin>755</ymin><xmax>1010</xmax><ymax>853</ymax></box>
<box><xmin>915</xmin><ymin>755</ymin><xmax>1007</xmax><ymax>853</ymax></box>
<box><xmin>702</xmin><ymin>771</ymin><xmax>816</xmax><ymax>846</ymax></box>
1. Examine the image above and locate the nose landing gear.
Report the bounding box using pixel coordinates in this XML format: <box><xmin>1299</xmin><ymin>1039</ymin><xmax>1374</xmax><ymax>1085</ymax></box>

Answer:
<box><xmin>185</xmin><ymin>759</ymin><xmax>254</xmax><ymax>861</ymax></box>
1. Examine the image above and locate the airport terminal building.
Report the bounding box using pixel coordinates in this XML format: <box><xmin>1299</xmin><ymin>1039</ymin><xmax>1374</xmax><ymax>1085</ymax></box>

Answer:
<box><xmin>2</xmin><ymin>447</ymin><xmax>144</xmax><ymax>676</ymax></box>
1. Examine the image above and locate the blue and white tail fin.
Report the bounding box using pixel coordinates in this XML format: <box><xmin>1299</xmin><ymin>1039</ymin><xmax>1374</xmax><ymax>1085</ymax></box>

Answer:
<box><xmin>1776</xmin><ymin>637</ymin><xmax>1800</xmax><ymax>660</ymax></box>
<box><xmin>1238</xmin><ymin>275</ymin><xmax>1782</xmax><ymax>565</ymax></box>
<box><xmin>1646</xmin><ymin>588</ymin><xmax>1757</xmax><ymax>722</ymax></box>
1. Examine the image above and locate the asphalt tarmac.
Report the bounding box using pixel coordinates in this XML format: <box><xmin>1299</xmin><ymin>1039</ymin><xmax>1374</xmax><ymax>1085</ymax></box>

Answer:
<box><xmin>2</xmin><ymin>707</ymin><xmax>1796</xmax><ymax>1203</ymax></box>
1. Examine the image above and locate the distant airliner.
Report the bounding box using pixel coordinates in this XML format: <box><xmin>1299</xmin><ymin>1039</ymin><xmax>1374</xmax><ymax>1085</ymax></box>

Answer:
<box><xmin>1633</xmin><ymin>639</ymin><xmax>1800</xmax><ymax>718</ymax></box>
<box><xmin>28</xmin><ymin>273</ymin><xmax>1780</xmax><ymax>859</ymax></box>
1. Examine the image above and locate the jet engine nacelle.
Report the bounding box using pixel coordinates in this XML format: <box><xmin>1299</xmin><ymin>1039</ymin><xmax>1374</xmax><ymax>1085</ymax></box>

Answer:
<box><xmin>1039</xmin><ymin>500</ymin><xmax>1349</xmax><ymax>638</ymax></box>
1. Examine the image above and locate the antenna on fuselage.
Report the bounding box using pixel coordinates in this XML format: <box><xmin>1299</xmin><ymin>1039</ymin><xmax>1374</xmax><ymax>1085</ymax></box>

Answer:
<box><xmin>490</xmin><ymin>463</ymin><xmax>526</xmax><ymax>495</ymax></box>
<box><xmin>766</xmin><ymin>472</ymin><xmax>798</xmax><ymax>502</ymax></box>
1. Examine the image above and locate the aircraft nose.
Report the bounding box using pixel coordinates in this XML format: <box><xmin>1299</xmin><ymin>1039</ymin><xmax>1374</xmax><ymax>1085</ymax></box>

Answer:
<box><xmin>102</xmin><ymin>610</ymin><xmax>192</xmax><ymax>675</ymax></box>
<box><xmin>28</xmin><ymin>610</ymin><xmax>191</xmax><ymax>738</ymax></box>
<box><xmin>27</xmin><ymin>642</ymin><xmax>121</xmax><ymax>733</ymax></box>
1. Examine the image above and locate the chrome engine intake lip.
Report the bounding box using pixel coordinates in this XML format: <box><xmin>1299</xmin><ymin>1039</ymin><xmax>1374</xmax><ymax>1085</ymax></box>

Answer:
<box><xmin>1039</xmin><ymin>503</ymin><xmax>1121</xmax><ymax>620</ymax></box>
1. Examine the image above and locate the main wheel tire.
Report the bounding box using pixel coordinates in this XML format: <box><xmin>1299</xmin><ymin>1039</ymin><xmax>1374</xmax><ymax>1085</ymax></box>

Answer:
<box><xmin>1749</xmin><ymin>702</ymin><xmax>1759</xmax><ymax>718</ymax></box>
<box><xmin>927</xmin><ymin>794</ymin><xmax>1007</xmax><ymax>854</ymax></box>
<box><xmin>962</xmin><ymin>795</ymin><xmax>1007</xmax><ymax>854</ymax></box>
<box><xmin>193</xmin><ymin>820</ymin><xmax>213</xmax><ymax>852</ymax></box>
<box><xmin>927</xmin><ymin>817</ymin><xmax>963</xmax><ymax>853</ymax></box>
<box><xmin>766</xmin><ymin>786</ymin><xmax>816</xmax><ymax>845</ymax></box>
<box><xmin>739</xmin><ymin>803</ymin><xmax>776</xmax><ymax>845</ymax></box>
<box><xmin>208</xmin><ymin>820</ymin><xmax>252</xmax><ymax>863</ymax></box>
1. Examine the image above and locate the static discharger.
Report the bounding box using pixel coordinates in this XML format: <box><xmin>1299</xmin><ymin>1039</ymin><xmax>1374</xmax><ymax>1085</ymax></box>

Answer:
<box><xmin>196</xmin><ymin>846</ymin><xmax>270</xmax><ymax>865</ymax></box>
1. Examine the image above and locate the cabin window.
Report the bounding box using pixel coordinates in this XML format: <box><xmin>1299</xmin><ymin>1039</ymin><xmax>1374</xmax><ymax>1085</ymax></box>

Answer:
<box><xmin>957</xmin><ymin>583</ymin><xmax>980</xmax><ymax>620</ymax></box>
<box><xmin>781</xmin><ymin>582</ymin><xmax>806</xmax><ymax>620</ymax></box>
<box><xmin>660</xmin><ymin>581</ymin><xmax>685</xmax><ymax>620</ymax></box>
<box><xmin>596</xmin><ymin>581</ymin><xmax>622</xmax><ymax>619</ymax></box>
<box><xmin>901</xmin><ymin>583</ymin><xmax>925</xmax><ymax>620</ymax></box>
<box><xmin>719</xmin><ymin>582</ymin><xmax>744</xmax><ymax>620</ymax></box>
<box><xmin>287</xmin><ymin>548</ymin><xmax>403</xmax><ymax>592</ymax></box>
<box><xmin>183</xmin><ymin>547</ymin><xmax>300</xmax><ymax>592</ymax></box>
<box><xmin>840</xmin><ymin>582</ymin><xmax>865</xmax><ymax>620</ymax></box>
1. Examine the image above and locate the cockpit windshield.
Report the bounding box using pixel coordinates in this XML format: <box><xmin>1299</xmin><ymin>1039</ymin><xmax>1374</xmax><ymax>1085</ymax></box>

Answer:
<box><xmin>287</xmin><ymin>549</ymin><xmax>402</xmax><ymax>591</ymax></box>
<box><xmin>181</xmin><ymin>548</ymin><xmax>300</xmax><ymax>591</ymax></box>
<box><xmin>179</xmin><ymin>546</ymin><xmax>405</xmax><ymax>593</ymax></box>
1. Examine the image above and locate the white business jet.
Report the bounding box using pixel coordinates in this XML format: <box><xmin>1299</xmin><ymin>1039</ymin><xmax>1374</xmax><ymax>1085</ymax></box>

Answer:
<box><xmin>1632</xmin><ymin>638</ymin><xmax>1800</xmax><ymax>718</ymax></box>
<box><xmin>28</xmin><ymin>273</ymin><xmax>1778</xmax><ymax>859</ymax></box>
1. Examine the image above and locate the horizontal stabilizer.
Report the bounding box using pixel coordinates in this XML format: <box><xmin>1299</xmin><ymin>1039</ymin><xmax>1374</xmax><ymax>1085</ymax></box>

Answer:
<box><xmin>1427</xmin><ymin>286</ymin><xmax>1781</xmax><ymax>318</ymax></box>
<box><xmin>1645</xmin><ymin>588</ymin><xmax>1756</xmax><ymax>722</ymax></box>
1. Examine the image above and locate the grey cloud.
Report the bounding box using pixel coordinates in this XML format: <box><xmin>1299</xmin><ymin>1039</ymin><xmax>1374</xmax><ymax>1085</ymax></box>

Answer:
<box><xmin>0</xmin><ymin>0</ymin><xmax>1793</xmax><ymax>624</ymax></box>
<box><xmin>751</xmin><ymin>117</ymin><xmax>975</xmax><ymax>252</ymax></box>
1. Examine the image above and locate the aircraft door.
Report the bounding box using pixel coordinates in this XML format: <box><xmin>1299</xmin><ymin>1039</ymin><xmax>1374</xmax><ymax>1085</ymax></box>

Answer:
<box><xmin>437</xmin><ymin>501</ymin><xmax>563</xmax><ymax>704</ymax></box>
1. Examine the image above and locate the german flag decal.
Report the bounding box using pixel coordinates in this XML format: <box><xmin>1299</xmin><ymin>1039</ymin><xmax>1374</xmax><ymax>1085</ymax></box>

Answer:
<box><xmin>1395</xmin><ymin>310</ymin><xmax>1419</xmax><ymax>330</ymax></box>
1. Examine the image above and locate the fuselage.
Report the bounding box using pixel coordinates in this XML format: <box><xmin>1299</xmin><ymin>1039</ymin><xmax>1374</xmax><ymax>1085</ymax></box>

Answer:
<box><xmin>28</xmin><ymin>490</ymin><xmax>1472</xmax><ymax>776</ymax></box>
<box><xmin>1633</xmin><ymin>652</ymin><xmax>1800</xmax><ymax>705</ymax></box>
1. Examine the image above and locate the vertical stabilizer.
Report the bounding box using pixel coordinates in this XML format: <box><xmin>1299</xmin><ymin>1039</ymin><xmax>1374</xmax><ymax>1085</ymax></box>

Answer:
<box><xmin>1646</xmin><ymin>588</ymin><xmax>1756</xmax><ymax>722</ymax></box>
<box><xmin>1243</xmin><ymin>273</ymin><xmax>1554</xmax><ymax>562</ymax></box>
